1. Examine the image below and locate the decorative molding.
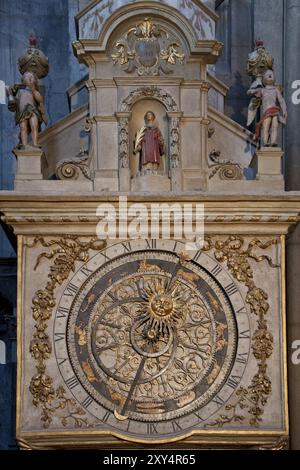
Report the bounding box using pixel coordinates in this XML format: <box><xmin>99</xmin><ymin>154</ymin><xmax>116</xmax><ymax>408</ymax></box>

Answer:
<box><xmin>120</xmin><ymin>86</ymin><xmax>178</xmax><ymax>112</ymax></box>
<box><xmin>211</xmin><ymin>41</ymin><xmax>224</xmax><ymax>56</ymax></box>
<box><xmin>4</xmin><ymin>214</ymin><xmax>300</xmax><ymax>226</ymax></box>
<box><xmin>118</xmin><ymin>117</ymin><xmax>130</xmax><ymax>169</ymax></box>
<box><xmin>169</xmin><ymin>116</ymin><xmax>181</xmax><ymax>169</ymax></box>
<box><xmin>207</xmin><ymin>72</ymin><xmax>229</xmax><ymax>97</ymax></box>
<box><xmin>114</xmin><ymin>77</ymin><xmax>183</xmax><ymax>87</ymax></box>
<box><xmin>199</xmin><ymin>81</ymin><xmax>211</xmax><ymax>92</ymax></box>
<box><xmin>203</xmin><ymin>236</ymin><xmax>279</xmax><ymax>428</ymax></box>
<box><xmin>1</xmin><ymin>197</ymin><xmax>300</xmax><ymax>237</ymax></box>
<box><xmin>28</xmin><ymin>236</ymin><xmax>106</xmax><ymax>428</ymax></box>
<box><xmin>257</xmin><ymin>437</ymin><xmax>289</xmax><ymax>451</ymax></box>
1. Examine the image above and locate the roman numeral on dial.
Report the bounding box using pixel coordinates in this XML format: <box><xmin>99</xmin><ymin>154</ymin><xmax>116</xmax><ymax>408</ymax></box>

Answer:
<box><xmin>81</xmin><ymin>396</ymin><xmax>93</xmax><ymax>409</ymax></box>
<box><xmin>65</xmin><ymin>375</ymin><xmax>79</xmax><ymax>390</ymax></box>
<box><xmin>121</xmin><ymin>241</ymin><xmax>132</xmax><ymax>252</ymax></box>
<box><xmin>171</xmin><ymin>420</ymin><xmax>182</xmax><ymax>432</ymax></box>
<box><xmin>212</xmin><ymin>395</ymin><xmax>225</xmax><ymax>407</ymax></box>
<box><xmin>102</xmin><ymin>411</ymin><xmax>110</xmax><ymax>423</ymax></box>
<box><xmin>239</xmin><ymin>329</ymin><xmax>250</xmax><ymax>339</ymax></box>
<box><xmin>147</xmin><ymin>423</ymin><xmax>158</xmax><ymax>434</ymax></box>
<box><xmin>64</xmin><ymin>282</ymin><xmax>79</xmax><ymax>297</ymax></box>
<box><xmin>80</xmin><ymin>266</ymin><xmax>94</xmax><ymax>277</ymax></box>
<box><xmin>211</xmin><ymin>264</ymin><xmax>222</xmax><ymax>276</ymax></box>
<box><xmin>224</xmin><ymin>282</ymin><xmax>238</xmax><ymax>296</ymax></box>
<box><xmin>56</xmin><ymin>306</ymin><xmax>69</xmax><ymax>318</ymax></box>
<box><xmin>193</xmin><ymin>251</ymin><xmax>203</xmax><ymax>263</ymax></box>
<box><xmin>145</xmin><ymin>239</ymin><xmax>157</xmax><ymax>250</ymax></box>
<box><xmin>226</xmin><ymin>375</ymin><xmax>242</xmax><ymax>389</ymax></box>
<box><xmin>236</xmin><ymin>352</ymin><xmax>248</xmax><ymax>364</ymax></box>
<box><xmin>54</xmin><ymin>332</ymin><xmax>65</xmax><ymax>342</ymax></box>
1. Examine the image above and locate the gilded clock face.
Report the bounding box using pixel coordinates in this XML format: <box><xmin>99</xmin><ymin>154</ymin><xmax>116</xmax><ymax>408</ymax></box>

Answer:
<box><xmin>54</xmin><ymin>239</ymin><xmax>251</xmax><ymax>442</ymax></box>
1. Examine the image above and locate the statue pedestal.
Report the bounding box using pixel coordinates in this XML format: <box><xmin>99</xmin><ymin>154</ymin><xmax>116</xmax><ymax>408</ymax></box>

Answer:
<box><xmin>131</xmin><ymin>174</ymin><xmax>171</xmax><ymax>192</ymax></box>
<box><xmin>255</xmin><ymin>147</ymin><xmax>284</xmax><ymax>180</ymax></box>
<box><xmin>13</xmin><ymin>147</ymin><xmax>44</xmax><ymax>189</ymax></box>
<box><xmin>250</xmin><ymin>147</ymin><xmax>284</xmax><ymax>190</ymax></box>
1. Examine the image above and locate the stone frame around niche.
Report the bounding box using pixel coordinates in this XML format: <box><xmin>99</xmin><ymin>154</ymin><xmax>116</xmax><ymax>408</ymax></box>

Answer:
<box><xmin>116</xmin><ymin>86</ymin><xmax>183</xmax><ymax>191</ymax></box>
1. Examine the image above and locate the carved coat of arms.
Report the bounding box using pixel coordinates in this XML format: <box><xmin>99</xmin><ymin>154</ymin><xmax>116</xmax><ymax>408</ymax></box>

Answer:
<box><xmin>111</xmin><ymin>18</ymin><xmax>185</xmax><ymax>75</ymax></box>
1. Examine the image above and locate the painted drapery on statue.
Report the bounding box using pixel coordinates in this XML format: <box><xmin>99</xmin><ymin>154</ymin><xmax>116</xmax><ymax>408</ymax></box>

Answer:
<box><xmin>140</xmin><ymin>126</ymin><xmax>164</xmax><ymax>165</ymax></box>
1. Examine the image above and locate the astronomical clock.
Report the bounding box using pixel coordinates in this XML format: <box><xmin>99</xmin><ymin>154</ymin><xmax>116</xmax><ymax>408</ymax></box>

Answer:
<box><xmin>0</xmin><ymin>0</ymin><xmax>299</xmax><ymax>450</ymax></box>
<box><xmin>55</xmin><ymin>240</ymin><xmax>248</xmax><ymax>438</ymax></box>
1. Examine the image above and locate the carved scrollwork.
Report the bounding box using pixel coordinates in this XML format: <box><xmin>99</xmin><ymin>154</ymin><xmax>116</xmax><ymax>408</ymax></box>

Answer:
<box><xmin>121</xmin><ymin>87</ymin><xmax>178</xmax><ymax>112</ymax></box>
<box><xmin>208</xmin><ymin>149</ymin><xmax>243</xmax><ymax>180</ymax></box>
<box><xmin>29</xmin><ymin>236</ymin><xmax>106</xmax><ymax>428</ymax></box>
<box><xmin>56</xmin><ymin>151</ymin><xmax>91</xmax><ymax>181</ymax></box>
<box><xmin>118</xmin><ymin>117</ymin><xmax>130</xmax><ymax>168</ymax></box>
<box><xmin>203</xmin><ymin>236</ymin><xmax>279</xmax><ymax>428</ymax></box>
<box><xmin>169</xmin><ymin>117</ymin><xmax>181</xmax><ymax>169</ymax></box>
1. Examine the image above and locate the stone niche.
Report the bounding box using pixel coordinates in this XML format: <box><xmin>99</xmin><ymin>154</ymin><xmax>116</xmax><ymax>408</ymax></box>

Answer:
<box><xmin>73</xmin><ymin>0</ymin><xmax>222</xmax><ymax>192</ymax></box>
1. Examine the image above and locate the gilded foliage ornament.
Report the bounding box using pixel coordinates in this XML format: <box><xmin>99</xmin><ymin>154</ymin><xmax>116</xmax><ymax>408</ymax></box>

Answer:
<box><xmin>111</xmin><ymin>18</ymin><xmax>185</xmax><ymax>76</ymax></box>
<box><xmin>29</xmin><ymin>236</ymin><xmax>106</xmax><ymax>428</ymax></box>
<box><xmin>204</xmin><ymin>236</ymin><xmax>279</xmax><ymax>427</ymax></box>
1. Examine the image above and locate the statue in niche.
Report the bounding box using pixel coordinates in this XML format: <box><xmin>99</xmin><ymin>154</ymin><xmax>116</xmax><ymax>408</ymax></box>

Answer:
<box><xmin>6</xmin><ymin>34</ymin><xmax>49</xmax><ymax>149</ymax></box>
<box><xmin>134</xmin><ymin>111</ymin><xmax>165</xmax><ymax>173</ymax></box>
<box><xmin>247</xmin><ymin>69</ymin><xmax>287</xmax><ymax>147</ymax></box>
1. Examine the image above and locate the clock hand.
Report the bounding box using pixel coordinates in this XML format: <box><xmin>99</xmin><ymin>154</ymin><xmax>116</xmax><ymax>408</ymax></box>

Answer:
<box><xmin>114</xmin><ymin>354</ymin><xmax>147</xmax><ymax>421</ymax></box>
<box><xmin>167</xmin><ymin>252</ymin><xmax>190</xmax><ymax>292</ymax></box>
<box><xmin>114</xmin><ymin>329</ymin><xmax>157</xmax><ymax>421</ymax></box>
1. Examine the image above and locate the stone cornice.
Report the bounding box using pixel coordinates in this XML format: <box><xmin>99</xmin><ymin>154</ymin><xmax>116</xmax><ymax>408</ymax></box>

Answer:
<box><xmin>1</xmin><ymin>193</ymin><xmax>300</xmax><ymax>236</ymax></box>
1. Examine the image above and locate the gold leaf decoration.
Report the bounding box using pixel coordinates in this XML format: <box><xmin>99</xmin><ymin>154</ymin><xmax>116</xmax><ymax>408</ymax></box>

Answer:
<box><xmin>29</xmin><ymin>235</ymin><xmax>106</xmax><ymax>428</ymax></box>
<box><xmin>204</xmin><ymin>236</ymin><xmax>279</xmax><ymax>427</ymax></box>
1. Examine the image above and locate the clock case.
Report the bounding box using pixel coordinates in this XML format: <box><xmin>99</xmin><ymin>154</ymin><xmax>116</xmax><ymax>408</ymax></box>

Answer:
<box><xmin>5</xmin><ymin>195</ymin><xmax>297</xmax><ymax>450</ymax></box>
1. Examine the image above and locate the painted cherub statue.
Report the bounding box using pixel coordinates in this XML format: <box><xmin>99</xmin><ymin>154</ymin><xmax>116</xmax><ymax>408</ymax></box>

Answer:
<box><xmin>247</xmin><ymin>69</ymin><xmax>287</xmax><ymax>147</ymax></box>
<box><xmin>6</xmin><ymin>70</ymin><xmax>48</xmax><ymax>148</ymax></box>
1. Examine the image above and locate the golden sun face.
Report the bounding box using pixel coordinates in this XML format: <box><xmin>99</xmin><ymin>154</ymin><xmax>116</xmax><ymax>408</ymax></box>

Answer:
<box><xmin>139</xmin><ymin>278</ymin><xmax>186</xmax><ymax>336</ymax></box>
<box><xmin>150</xmin><ymin>294</ymin><xmax>174</xmax><ymax>317</ymax></box>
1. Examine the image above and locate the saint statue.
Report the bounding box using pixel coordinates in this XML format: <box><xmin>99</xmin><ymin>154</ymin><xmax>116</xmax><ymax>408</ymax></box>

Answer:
<box><xmin>247</xmin><ymin>69</ymin><xmax>287</xmax><ymax>147</ymax></box>
<box><xmin>134</xmin><ymin>111</ymin><xmax>165</xmax><ymax>172</ymax></box>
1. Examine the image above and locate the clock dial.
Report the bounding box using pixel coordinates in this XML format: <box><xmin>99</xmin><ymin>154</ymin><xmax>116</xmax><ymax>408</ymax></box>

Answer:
<box><xmin>54</xmin><ymin>239</ymin><xmax>251</xmax><ymax>441</ymax></box>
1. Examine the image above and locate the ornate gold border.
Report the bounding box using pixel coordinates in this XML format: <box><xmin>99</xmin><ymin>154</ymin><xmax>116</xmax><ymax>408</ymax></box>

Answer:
<box><xmin>202</xmin><ymin>236</ymin><xmax>280</xmax><ymax>428</ymax></box>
